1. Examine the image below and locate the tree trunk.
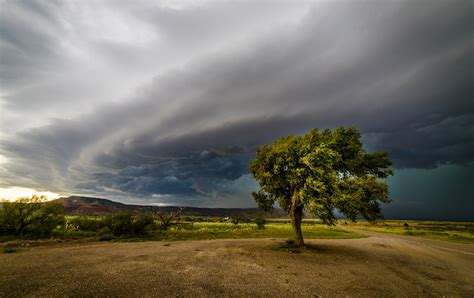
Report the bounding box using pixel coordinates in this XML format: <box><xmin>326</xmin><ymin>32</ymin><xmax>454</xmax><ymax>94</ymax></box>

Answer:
<box><xmin>290</xmin><ymin>202</ymin><xmax>304</xmax><ymax>247</ymax></box>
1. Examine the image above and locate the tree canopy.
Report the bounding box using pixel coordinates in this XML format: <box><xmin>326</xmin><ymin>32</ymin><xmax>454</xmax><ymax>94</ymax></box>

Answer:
<box><xmin>0</xmin><ymin>195</ymin><xmax>65</xmax><ymax>237</ymax></box>
<box><xmin>249</xmin><ymin>127</ymin><xmax>393</xmax><ymax>246</ymax></box>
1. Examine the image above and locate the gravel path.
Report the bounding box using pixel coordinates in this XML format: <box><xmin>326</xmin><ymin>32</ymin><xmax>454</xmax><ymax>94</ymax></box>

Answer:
<box><xmin>1</xmin><ymin>232</ymin><xmax>473</xmax><ymax>297</ymax></box>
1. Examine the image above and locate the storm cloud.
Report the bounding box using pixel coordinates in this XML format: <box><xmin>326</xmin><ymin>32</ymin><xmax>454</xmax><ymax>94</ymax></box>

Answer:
<box><xmin>0</xmin><ymin>1</ymin><xmax>472</xmax><ymax>218</ymax></box>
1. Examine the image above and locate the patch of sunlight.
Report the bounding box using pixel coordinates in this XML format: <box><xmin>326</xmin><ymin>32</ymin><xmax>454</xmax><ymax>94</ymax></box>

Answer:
<box><xmin>0</xmin><ymin>186</ymin><xmax>60</xmax><ymax>201</ymax></box>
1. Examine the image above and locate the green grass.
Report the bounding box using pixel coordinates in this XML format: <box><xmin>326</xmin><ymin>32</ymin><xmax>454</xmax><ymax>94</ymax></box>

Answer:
<box><xmin>346</xmin><ymin>220</ymin><xmax>474</xmax><ymax>243</ymax></box>
<box><xmin>59</xmin><ymin>216</ymin><xmax>364</xmax><ymax>242</ymax></box>
<box><xmin>146</xmin><ymin>220</ymin><xmax>364</xmax><ymax>242</ymax></box>
<box><xmin>1</xmin><ymin>216</ymin><xmax>364</xmax><ymax>243</ymax></box>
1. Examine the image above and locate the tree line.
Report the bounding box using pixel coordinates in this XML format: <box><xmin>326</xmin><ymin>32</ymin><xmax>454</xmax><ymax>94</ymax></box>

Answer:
<box><xmin>0</xmin><ymin>195</ymin><xmax>185</xmax><ymax>239</ymax></box>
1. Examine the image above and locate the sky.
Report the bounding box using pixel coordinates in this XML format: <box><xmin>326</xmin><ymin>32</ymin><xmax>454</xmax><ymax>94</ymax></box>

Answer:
<box><xmin>0</xmin><ymin>0</ymin><xmax>472</xmax><ymax>221</ymax></box>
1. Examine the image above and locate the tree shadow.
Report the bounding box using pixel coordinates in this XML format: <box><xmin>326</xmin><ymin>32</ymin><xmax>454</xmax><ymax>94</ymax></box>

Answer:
<box><xmin>271</xmin><ymin>239</ymin><xmax>370</xmax><ymax>261</ymax></box>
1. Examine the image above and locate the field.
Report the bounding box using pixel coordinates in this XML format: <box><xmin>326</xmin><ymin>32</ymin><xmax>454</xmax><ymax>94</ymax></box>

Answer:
<box><xmin>135</xmin><ymin>220</ymin><xmax>364</xmax><ymax>242</ymax></box>
<box><xmin>1</xmin><ymin>232</ymin><xmax>473</xmax><ymax>296</ymax></box>
<box><xmin>1</xmin><ymin>218</ymin><xmax>364</xmax><ymax>244</ymax></box>
<box><xmin>1</xmin><ymin>217</ymin><xmax>473</xmax><ymax>296</ymax></box>
<box><xmin>345</xmin><ymin>220</ymin><xmax>474</xmax><ymax>243</ymax></box>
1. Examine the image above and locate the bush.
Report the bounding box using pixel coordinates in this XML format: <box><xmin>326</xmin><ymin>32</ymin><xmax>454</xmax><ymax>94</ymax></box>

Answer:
<box><xmin>132</xmin><ymin>213</ymin><xmax>156</xmax><ymax>235</ymax></box>
<box><xmin>255</xmin><ymin>212</ymin><xmax>266</xmax><ymax>230</ymax></box>
<box><xmin>68</xmin><ymin>217</ymin><xmax>106</xmax><ymax>232</ymax></box>
<box><xmin>231</xmin><ymin>217</ymin><xmax>240</xmax><ymax>225</ymax></box>
<box><xmin>0</xmin><ymin>196</ymin><xmax>65</xmax><ymax>238</ymax></box>
<box><xmin>105</xmin><ymin>212</ymin><xmax>156</xmax><ymax>237</ymax></box>
<box><xmin>105</xmin><ymin>212</ymin><xmax>133</xmax><ymax>236</ymax></box>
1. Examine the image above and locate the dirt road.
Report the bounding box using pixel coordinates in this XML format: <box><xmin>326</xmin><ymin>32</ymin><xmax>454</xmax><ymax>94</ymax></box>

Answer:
<box><xmin>1</xmin><ymin>231</ymin><xmax>473</xmax><ymax>297</ymax></box>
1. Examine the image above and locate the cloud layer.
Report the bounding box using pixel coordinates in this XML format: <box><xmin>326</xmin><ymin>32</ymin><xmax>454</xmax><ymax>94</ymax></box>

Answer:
<box><xmin>1</xmin><ymin>1</ymin><xmax>472</xmax><ymax>216</ymax></box>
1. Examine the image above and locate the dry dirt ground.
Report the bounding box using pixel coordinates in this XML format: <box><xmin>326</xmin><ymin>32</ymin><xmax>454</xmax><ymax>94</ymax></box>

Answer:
<box><xmin>1</xmin><ymin>229</ymin><xmax>473</xmax><ymax>297</ymax></box>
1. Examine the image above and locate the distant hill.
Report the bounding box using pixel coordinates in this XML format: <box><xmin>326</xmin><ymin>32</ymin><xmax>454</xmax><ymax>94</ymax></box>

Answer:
<box><xmin>56</xmin><ymin>196</ymin><xmax>130</xmax><ymax>214</ymax></box>
<box><xmin>54</xmin><ymin>196</ymin><xmax>287</xmax><ymax>218</ymax></box>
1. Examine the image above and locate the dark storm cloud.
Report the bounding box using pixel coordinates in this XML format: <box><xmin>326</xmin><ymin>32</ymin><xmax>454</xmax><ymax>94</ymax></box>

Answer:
<box><xmin>79</xmin><ymin>150</ymin><xmax>252</xmax><ymax>206</ymax></box>
<box><xmin>383</xmin><ymin>164</ymin><xmax>474</xmax><ymax>221</ymax></box>
<box><xmin>0</xmin><ymin>0</ymin><xmax>472</xmax><ymax>213</ymax></box>
<box><xmin>98</xmin><ymin>150</ymin><xmax>248</xmax><ymax>192</ymax></box>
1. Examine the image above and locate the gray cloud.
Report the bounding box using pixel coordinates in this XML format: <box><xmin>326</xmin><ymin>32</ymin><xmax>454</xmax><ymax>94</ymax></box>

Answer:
<box><xmin>0</xmin><ymin>0</ymin><xmax>64</xmax><ymax>86</ymax></box>
<box><xmin>0</xmin><ymin>0</ymin><xmax>472</xmax><ymax>216</ymax></box>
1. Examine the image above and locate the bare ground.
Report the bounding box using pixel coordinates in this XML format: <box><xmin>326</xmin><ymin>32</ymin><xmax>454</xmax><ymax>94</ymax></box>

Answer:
<box><xmin>1</xmin><ymin>230</ymin><xmax>473</xmax><ymax>297</ymax></box>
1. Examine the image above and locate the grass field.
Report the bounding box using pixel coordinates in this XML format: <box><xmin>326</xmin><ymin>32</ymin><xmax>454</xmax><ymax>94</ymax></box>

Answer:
<box><xmin>4</xmin><ymin>214</ymin><xmax>473</xmax><ymax>244</ymax></box>
<box><xmin>150</xmin><ymin>220</ymin><xmax>364</xmax><ymax>242</ymax></box>
<box><xmin>346</xmin><ymin>220</ymin><xmax>474</xmax><ymax>243</ymax></box>
<box><xmin>0</xmin><ymin>217</ymin><xmax>364</xmax><ymax>244</ymax></box>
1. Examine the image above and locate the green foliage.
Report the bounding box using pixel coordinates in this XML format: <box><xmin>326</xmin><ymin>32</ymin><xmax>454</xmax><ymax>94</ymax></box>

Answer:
<box><xmin>63</xmin><ymin>217</ymin><xmax>363</xmax><ymax>241</ymax></box>
<box><xmin>252</xmin><ymin>191</ymin><xmax>274</xmax><ymax>212</ymax></box>
<box><xmin>0</xmin><ymin>196</ymin><xmax>65</xmax><ymax>238</ymax></box>
<box><xmin>255</xmin><ymin>212</ymin><xmax>266</xmax><ymax>230</ymax></box>
<box><xmin>231</xmin><ymin>217</ymin><xmax>240</xmax><ymax>225</ymax></box>
<box><xmin>104</xmin><ymin>212</ymin><xmax>156</xmax><ymax>237</ymax></box>
<box><xmin>68</xmin><ymin>216</ymin><xmax>106</xmax><ymax>232</ymax></box>
<box><xmin>250</xmin><ymin>127</ymin><xmax>393</xmax><ymax>245</ymax></box>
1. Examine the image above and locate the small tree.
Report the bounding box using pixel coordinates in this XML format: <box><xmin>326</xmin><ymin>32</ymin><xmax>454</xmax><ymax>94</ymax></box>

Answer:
<box><xmin>154</xmin><ymin>207</ymin><xmax>184</xmax><ymax>231</ymax></box>
<box><xmin>250</xmin><ymin>127</ymin><xmax>392</xmax><ymax>246</ymax></box>
<box><xmin>0</xmin><ymin>195</ymin><xmax>65</xmax><ymax>237</ymax></box>
<box><xmin>254</xmin><ymin>211</ymin><xmax>266</xmax><ymax>230</ymax></box>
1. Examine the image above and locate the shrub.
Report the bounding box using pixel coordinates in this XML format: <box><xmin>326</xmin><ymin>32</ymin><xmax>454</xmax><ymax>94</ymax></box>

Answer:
<box><xmin>132</xmin><ymin>213</ymin><xmax>155</xmax><ymax>235</ymax></box>
<box><xmin>0</xmin><ymin>196</ymin><xmax>65</xmax><ymax>238</ymax></box>
<box><xmin>105</xmin><ymin>212</ymin><xmax>156</xmax><ymax>237</ymax></box>
<box><xmin>68</xmin><ymin>217</ymin><xmax>106</xmax><ymax>232</ymax></box>
<box><xmin>105</xmin><ymin>212</ymin><xmax>132</xmax><ymax>236</ymax></box>
<box><xmin>231</xmin><ymin>217</ymin><xmax>240</xmax><ymax>225</ymax></box>
<box><xmin>255</xmin><ymin>212</ymin><xmax>266</xmax><ymax>230</ymax></box>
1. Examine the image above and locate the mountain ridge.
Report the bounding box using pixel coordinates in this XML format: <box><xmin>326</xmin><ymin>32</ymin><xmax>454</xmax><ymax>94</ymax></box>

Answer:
<box><xmin>54</xmin><ymin>196</ymin><xmax>287</xmax><ymax>218</ymax></box>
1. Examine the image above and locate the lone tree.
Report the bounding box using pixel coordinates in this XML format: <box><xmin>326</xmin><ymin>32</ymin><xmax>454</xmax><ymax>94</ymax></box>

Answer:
<box><xmin>250</xmin><ymin>127</ymin><xmax>393</xmax><ymax>246</ymax></box>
